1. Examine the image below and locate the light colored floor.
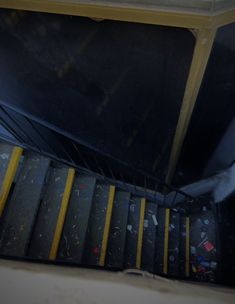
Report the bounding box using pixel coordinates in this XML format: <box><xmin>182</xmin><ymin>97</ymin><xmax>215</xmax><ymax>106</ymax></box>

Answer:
<box><xmin>0</xmin><ymin>259</ymin><xmax>234</xmax><ymax>304</ymax></box>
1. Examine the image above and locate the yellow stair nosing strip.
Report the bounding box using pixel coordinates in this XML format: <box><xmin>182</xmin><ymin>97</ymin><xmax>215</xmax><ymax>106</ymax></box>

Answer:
<box><xmin>163</xmin><ymin>208</ymin><xmax>170</xmax><ymax>275</ymax></box>
<box><xmin>49</xmin><ymin>168</ymin><xmax>75</xmax><ymax>260</ymax></box>
<box><xmin>0</xmin><ymin>146</ymin><xmax>23</xmax><ymax>216</ymax></box>
<box><xmin>185</xmin><ymin>217</ymin><xmax>190</xmax><ymax>277</ymax></box>
<box><xmin>99</xmin><ymin>185</ymin><xmax>116</xmax><ymax>267</ymax></box>
<box><xmin>136</xmin><ymin>197</ymin><xmax>146</xmax><ymax>269</ymax></box>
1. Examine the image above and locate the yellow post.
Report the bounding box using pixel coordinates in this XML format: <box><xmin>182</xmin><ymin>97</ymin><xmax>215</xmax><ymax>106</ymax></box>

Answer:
<box><xmin>163</xmin><ymin>208</ymin><xmax>170</xmax><ymax>274</ymax></box>
<box><xmin>99</xmin><ymin>185</ymin><xmax>116</xmax><ymax>266</ymax></box>
<box><xmin>0</xmin><ymin>146</ymin><xmax>23</xmax><ymax>216</ymax></box>
<box><xmin>49</xmin><ymin>168</ymin><xmax>75</xmax><ymax>260</ymax></box>
<box><xmin>136</xmin><ymin>198</ymin><xmax>146</xmax><ymax>269</ymax></box>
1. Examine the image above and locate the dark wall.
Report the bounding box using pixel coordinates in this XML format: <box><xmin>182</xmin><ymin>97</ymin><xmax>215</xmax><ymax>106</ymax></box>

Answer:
<box><xmin>0</xmin><ymin>9</ymin><xmax>194</xmax><ymax>179</ymax></box>
<box><xmin>204</xmin><ymin>117</ymin><xmax>235</xmax><ymax>176</ymax></box>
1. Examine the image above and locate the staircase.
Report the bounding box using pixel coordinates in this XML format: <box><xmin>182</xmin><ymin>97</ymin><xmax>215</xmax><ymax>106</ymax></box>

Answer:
<box><xmin>0</xmin><ymin>141</ymin><xmax>218</xmax><ymax>282</ymax></box>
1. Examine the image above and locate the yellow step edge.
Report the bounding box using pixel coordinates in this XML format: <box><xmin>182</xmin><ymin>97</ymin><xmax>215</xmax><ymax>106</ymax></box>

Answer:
<box><xmin>99</xmin><ymin>185</ymin><xmax>116</xmax><ymax>267</ymax></box>
<box><xmin>163</xmin><ymin>208</ymin><xmax>170</xmax><ymax>274</ymax></box>
<box><xmin>0</xmin><ymin>146</ymin><xmax>23</xmax><ymax>216</ymax></box>
<box><xmin>49</xmin><ymin>168</ymin><xmax>75</xmax><ymax>260</ymax></box>
<box><xmin>136</xmin><ymin>198</ymin><xmax>146</xmax><ymax>269</ymax></box>
<box><xmin>185</xmin><ymin>217</ymin><xmax>190</xmax><ymax>277</ymax></box>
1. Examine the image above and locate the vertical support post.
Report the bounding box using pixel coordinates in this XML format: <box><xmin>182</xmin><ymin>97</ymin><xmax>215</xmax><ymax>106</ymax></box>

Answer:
<box><xmin>136</xmin><ymin>198</ymin><xmax>146</xmax><ymax>269</ymax></box>
<box><xmin>0</xmin><ymin>146</ymin><xmax>23</xmax><ymax>216</ymax></box>
<box><xmin>163</xmin><ymin>208</ymin><xmax>170</xmax><ymax>274</ymax></box>
<box><xmin>99</xmin><ymin>185</ymin><xmax>116</xmax><ymax>266</ymax></box>
<box><xmin>166</xmin><ymin>28</ymin><xmax>217</xmax><ymax>184</ymax></box>
<box><xmin>49</xmin><ymin>168</ymin><xmax>75</xmax><ymax>260</ymax></box>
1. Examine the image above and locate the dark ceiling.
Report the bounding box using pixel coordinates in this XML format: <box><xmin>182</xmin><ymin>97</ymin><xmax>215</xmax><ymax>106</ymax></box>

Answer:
<box><xmin>0</xmin><ymin>9</ymin><xmax>194</xmax><ymax>180</ymax></box>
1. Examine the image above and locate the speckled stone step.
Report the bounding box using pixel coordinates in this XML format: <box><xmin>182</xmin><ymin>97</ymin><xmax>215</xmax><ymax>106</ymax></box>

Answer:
<box><xmin>58</xmin><ymin>174</ymin><xmax>96</xmax><ymax>263</ymax></box>
<box><xmin>83</xmin><ymin>182</ymin><xmax>113</xmax><ymax>266</ymax></box>
<box><xmin>0</xmin><ymin>153</ymin><xmax>50</xmax><ymax>257</ymax></box>
<box><xmin>124</xmin><ymin>196</ymin><xmax>142</xmax><ymax>268</ymax></box>
<box><xmin>141</xmin><ymin>201</ymin><xmax>158</xmax><ymax>273</ymax></box>
<box><xmin>28</xmin><ymin>165</ymin><xmax>71</xmax><ymax>259</ymax></box>
<box><xmin>106</xmin><ymin>190</ymin><xmax>130</xmax><ymax>268</ymax></box>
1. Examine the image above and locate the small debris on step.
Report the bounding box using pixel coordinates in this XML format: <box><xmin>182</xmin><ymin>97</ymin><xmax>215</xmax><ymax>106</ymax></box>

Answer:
<box><xmin>204</xmin><ymin>219</ymin><xmax>210</xmax><ymax>225</ymax></box>
<box><xmin>127</xmin><ymin>225</ymin><xmax>132</xmax><ymax>232</ymax></box>
<box><xmin>203</xmin><ymin>241</ymin><xmax>214</xmax><ymax>252</ymax></box>
<box><xmin>144</xmin><ymin>220</ymin><xmax>148</xmax><ymax>228</ymax></box>
<box><xmin>152</xmin><ymin>215</ymin><xmax>158</xmax><ymax>226</ymax></box>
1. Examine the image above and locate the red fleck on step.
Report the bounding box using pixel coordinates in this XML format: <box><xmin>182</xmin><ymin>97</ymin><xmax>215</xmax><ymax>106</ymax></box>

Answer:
<box><xmin>79</xmin><ymin>184</ymin><xmax>86</xmax><ymax>190</ymax></box>
<box><xmin>93</xmin><ymin>246</ymin><xmax>99</xmax><ymax>256</ymax></box>
<box><xmin>203</xmin><ymin>241</ymin><xmax>214</xmax><ymax>252</ymax></box>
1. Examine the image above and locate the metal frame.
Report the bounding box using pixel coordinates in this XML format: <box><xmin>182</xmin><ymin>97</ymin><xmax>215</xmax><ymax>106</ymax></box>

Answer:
<box><xmin>0</xmin><ymin>0</ymin><xmax>235</xmax><ymax>184</ymax></box>
<box><xmin>0</xmin><ymin>1</ymin><xmax>234</xmax><ymax>28</ymax></box>
<box><xmin>0</xmin><ymin>100</ymin><xmax>195</xmax><ymax>205</ymax></box>
<box><xmin>166</xmin><ymin>28</ymin><xmax>217</xmax><ymax>183</ymax></box>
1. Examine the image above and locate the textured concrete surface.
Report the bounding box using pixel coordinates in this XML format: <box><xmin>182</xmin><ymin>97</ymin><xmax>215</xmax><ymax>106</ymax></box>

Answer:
<box><xmin>0</xmin><ymin>259</ymin><xmax>235</xmax><ymax>304</ymax></box>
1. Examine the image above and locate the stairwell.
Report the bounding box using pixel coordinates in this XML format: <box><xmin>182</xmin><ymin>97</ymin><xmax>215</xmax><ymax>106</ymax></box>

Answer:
<box><xmin>0</xmin><ymin>141</ymin><xmax>218</xmax><ymax>282</ymax></box>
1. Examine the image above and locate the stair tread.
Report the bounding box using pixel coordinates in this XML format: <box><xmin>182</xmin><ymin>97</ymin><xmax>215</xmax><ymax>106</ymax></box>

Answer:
<box><xmin>124</xmin><ymin>196</ymin><xmax>142</xmax><ymax>269</ymax></box>
<box><xmin>106</xmin><ymin>190</ymin><xmax>130</xmax><ymax>268</ymax></box>
<box><xmin>0</xmin><ymin>153</ymin><xmax>50</xmax><ymax>257</ymax></box>
<box><xmin>168</xmin><ymin>210</ymin><xmax>180</xmax><ymax>276</ymax></box>
<box><xmin>83</xmin><ymin>183</ymin><xmax>111</xmax><ymax>266</ymax></box>
<box><xmin>28</xmin><ymin>166</ymin><xmax>70</xmax><ymax>259</ymax></box>
<box><xmin>58</xmin><ymin>174</ymin><xmax>96</xmax><ymax>263</ymax></box>
<box><xmin>155</xmin><ymin>207</ymin><xmax>166</xmax><ymax>274</ymax></box>
<box><xmin>190</xmin><ymin>207</ymin><xmax>217</xmax><ymax>282</ymax></box>
<box><xmin>179</xmin><ymin>215</ymin><xmax>187</xmax><ymax>277</ymax></box>
<box><xmin>141</xmin><ymin>201</ymin><xmax>158</xmax><ymax>273</ymax></box>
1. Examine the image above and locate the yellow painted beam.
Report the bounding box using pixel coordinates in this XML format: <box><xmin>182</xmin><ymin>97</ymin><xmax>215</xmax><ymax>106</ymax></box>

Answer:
<box><xmin>163</xmin><ymin>208</ymin><xmax>170</xmax><ymax>274</ymax></box>
<box><xmin>136</xmin><ymin>198</ymin><xmax>146</xmax><ymax>269</ymax></box>
<box><xmin>0</xmin><ymin>0</ymin><xmax>215</xmax><ymax>29</ymax></box>
<box><xmin>0</xmin><ymin>146</ymin><xmax>23</xmax><ymax>216</ymax></box>
<box><xmin>185</xmin><ymin>216</ymin><xmax>190</xmax><ymax>277</ymax></box>
<box><xmin>166</xmin><ymin>28</ymin><xmax>217</xmax><ymax>184</ymax></box>
<box><xmin>49</xmin><ymin>168</ymin><xmax>75</xmax><ymax>260</ymax></box>
<box><xmin>99</xmin><ymin>185</ymin><xmax>115</xmax><ymax>266</ymax></box>
<box><xmin>1</xmin><ymin>1</ymin><xmax>235</xmax><ymax>29</ymax></box>
<box><xmin>213</xmin><ymin>7</ymin><xmax>235</xmax><ymax>28</ymax></box>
